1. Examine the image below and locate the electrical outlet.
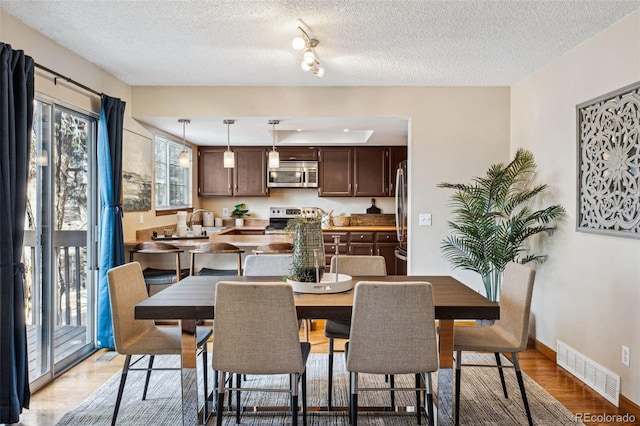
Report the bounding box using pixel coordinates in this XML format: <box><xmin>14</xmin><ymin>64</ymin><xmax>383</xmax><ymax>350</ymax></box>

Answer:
<box><xmin>622</xmin><ymin>345</ymin><xmax>630</xmax><ymax>367</ymax></box>
<box><xmin>139</xmin><ymin>213</ymin><xmax>144</xmax><ymax>224</ymax></box>
<box><xmin>419</xmin><ymin>213</ymin><xmax>432</xmax><ymax>226</ymax></box>
<box><xmin>222</xmin><ymin>207</ymin><xmax>229</xmax><ymax>217</ymax></box>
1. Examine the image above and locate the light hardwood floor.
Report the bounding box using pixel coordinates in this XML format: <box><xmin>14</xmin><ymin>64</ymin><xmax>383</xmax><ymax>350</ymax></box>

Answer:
<box><xmin>12</xmin><ymin>321</ymin><xmax>640</xmax><ymax>426</ymax></box>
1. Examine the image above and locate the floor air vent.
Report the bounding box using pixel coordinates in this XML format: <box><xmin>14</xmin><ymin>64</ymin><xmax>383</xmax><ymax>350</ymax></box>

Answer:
<box><xmin>557</xmin><ymin>340</ymin><xmax>620</xmax><ymax>406</ymax></box>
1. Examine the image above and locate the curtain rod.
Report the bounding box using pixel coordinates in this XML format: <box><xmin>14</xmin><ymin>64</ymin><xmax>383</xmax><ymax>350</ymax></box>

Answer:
<box><xmin>35</xmin><ymin>63</ymin><xmax>102</xmax><ymax>97</ymax></box>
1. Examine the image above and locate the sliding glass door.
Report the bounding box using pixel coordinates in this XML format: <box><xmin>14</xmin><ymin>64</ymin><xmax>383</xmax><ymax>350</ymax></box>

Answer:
<box><xmin>24</xmin><ymin>97</ymin><xmax>98</xmax><ymax>390</ymax></box>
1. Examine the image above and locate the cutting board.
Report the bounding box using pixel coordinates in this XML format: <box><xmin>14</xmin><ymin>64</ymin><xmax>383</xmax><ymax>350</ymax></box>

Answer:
<box><xmin>350</xmin><ymin>214</ymin><xmax>395</xmax><ymax>226</ymax></box>
<box><xmin>366</xmin><ymin>198</ymin><xmax>381</xmax><ymax>214</ymax></box>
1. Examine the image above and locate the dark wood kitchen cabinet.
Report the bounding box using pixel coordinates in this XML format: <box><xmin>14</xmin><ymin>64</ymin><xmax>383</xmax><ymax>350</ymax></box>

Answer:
<box><xmin>276</xmin><ymin>147</ymin><xmax>318</xmax><ymax>161</ymax></box>
<box><xmin>388</xmin><ymin>146</ymin><xmax>407</xmax><ymax>196</ymax></box>
<box><xmin>198</xmin><ymin>146</ymin><xmax>268</xmax><ymax>197</ymax></box>
<box><xmin>318</xmin><ymin>146</ymin><xmax>406</xmax><ymax>197</ymax></box>
<box><xmin>322</xmin><ymin>230</ymin><xmax>399</xmax><ymax>274</ymax></box>
<box><xmin>318</xmin><ymin>147</ymin><xmax>353</xmax><ymax>196</ymax></box>
<box><xmin>354</xmin><ymin>147</ymin><xmax>388</xmax><ymax>197</ymax></box>
<box><xmin>198</xmin><ymin>147</ymin><xmax>232</xmax><ymax>196</ymax></box>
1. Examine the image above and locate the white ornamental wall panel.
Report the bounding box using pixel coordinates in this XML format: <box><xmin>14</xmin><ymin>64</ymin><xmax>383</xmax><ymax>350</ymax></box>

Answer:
<box><xmin>577</xmin><ymin>81</ymin><xmax>640</xmax><ymax>237</ymax></box>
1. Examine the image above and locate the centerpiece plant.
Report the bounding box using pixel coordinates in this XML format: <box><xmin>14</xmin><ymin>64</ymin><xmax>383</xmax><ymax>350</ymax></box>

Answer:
<box><xmin>285</xmin><ymin>215</ymin><xmax>325</xmax><ymax>283</ymax></box>
<box><xmin>438</xmin><ymin>148</ymin><xmax>565</xmax><ymax>302</ymax></box>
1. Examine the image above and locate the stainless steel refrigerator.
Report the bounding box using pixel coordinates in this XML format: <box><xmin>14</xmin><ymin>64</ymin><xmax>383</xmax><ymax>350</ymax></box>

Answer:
<box><xmin>394</xmin><ymin>160</ymin><xmax>408</xmax><ymax>274</ymax></box>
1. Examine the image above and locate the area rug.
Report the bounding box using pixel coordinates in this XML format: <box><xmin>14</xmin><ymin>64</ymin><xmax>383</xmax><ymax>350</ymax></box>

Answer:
<box><xmin>56</xmin><ymin>353</ymin><xmax>583</xmax><ymax>425</ymax></box>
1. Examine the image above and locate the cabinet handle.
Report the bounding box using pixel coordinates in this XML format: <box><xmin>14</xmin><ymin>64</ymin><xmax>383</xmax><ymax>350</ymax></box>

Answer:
<box><xmin>377</xmin><ymin>248</ymin><xmax>381</xmax><ymax>255</ymax></box>
<box><xmin>370</xmin><ymin>248</ymin><xmax>373</xmax><ymax>256</ymax></box>
<box><xmin>359</xmin><ymin>235</ymin><xmax>364</xmax><ymax>239</ymax></box>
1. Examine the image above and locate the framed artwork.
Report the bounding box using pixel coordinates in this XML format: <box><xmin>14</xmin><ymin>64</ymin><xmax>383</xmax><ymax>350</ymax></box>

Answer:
<box><xmin>577</xmin><ymin>81</ymin><xmax>640</xmax><ymax>237</ymax></box>
<box><xmin>122</xmin><ymin>130</ymin><xmax>152</xmax><ymax>211</ymax></box>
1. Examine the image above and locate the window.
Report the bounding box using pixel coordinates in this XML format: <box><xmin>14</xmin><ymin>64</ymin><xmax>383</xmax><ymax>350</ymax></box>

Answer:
<box><xmin>155</xmin><ymin>134</ymin><xmax>192</xmax><ymax>209</ymax></box>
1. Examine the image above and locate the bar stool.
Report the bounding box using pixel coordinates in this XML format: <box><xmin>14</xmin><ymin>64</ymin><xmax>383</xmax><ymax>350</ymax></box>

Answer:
<box><xmin>129</xmin><ymin>242</ymin><xmax>189</xmax><ymax>295</ymax></box>
<box><xmin>252</xmin><ymin>242</ymin><xmax>294</xmax><ymax>254</ymax></box>
<box><xmin>189</xmin><ymin>242</ymin><xmax>244</xmax><ymax>276</ymax></box>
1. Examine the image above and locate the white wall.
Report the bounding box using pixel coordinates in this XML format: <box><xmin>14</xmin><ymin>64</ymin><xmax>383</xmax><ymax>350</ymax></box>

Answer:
<box><xmin>511</xmin><ymin>10</ymin><xmax>640</xmax><ymax>405</ymax></box>
<box><xmin>132</xmin><ymin>86</ymin><xmax>510</xmax><ymax>281</ymax></box>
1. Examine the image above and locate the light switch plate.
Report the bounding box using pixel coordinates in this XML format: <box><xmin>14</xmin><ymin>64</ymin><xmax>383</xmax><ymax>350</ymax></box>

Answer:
<box><xmin>419</xmin><ymin>213</ymin><xmax>432</xmax><ymax>226</ymax></box>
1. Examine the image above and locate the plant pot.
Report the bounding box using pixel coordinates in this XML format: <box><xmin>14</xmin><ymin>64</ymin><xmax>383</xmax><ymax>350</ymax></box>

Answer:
<box><xmin>234</xmin><ymin>218</ymin><xmax>244</xmax><ymax>227</ymax></box>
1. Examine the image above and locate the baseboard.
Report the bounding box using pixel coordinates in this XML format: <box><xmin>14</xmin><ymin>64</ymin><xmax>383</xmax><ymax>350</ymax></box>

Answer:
<box><xmin>529</xmin><ymin>336</ymin><xmax>640</xmax><ymax>416</ymax></box>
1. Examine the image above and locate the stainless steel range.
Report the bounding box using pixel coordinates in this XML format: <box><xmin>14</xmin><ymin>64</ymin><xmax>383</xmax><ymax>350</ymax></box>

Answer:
<box><xmin>265</xmin><ymin>207</ymin><xmax>319</xmax><ymax>234</ymax></box>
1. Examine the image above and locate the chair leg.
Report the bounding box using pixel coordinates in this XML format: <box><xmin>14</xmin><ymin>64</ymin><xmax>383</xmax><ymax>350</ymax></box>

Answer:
<box><xmin>291</xmin><ymin>373</ymin><xmax>299</xmax><ymax>426</ymax></box>
<box><xmin>112</xmin><ymin>355</ymin><xmax>131</xmax><ymax>426</ymax></box>
<box><xmin>512</xmin><ymin>353</ymin><xmax>533</xmax><ymax>426</ymax></box>
<box><xmin>495</xmin><ymin>352</ymin><xmax>508</xmax><ymax>398</ymax></box>
<box><xmin>389</xmin><ymin>374</ymin><xmax>395</xmax><ymax>410</ymax></box>
<box><xmin>327</xmin><ymin>337</ymin><xmax>334</xmax><ymax>411</ymax></box>
<box><xmin>350</xmin><ymin>371</ymin><xmax>358</xmax><ymax>426</ymax></box>
<box><xmin>415</xmin><ymin>373</ymin><xmax>421</xmax><ymax>424</ymax></box>
<box><xmin>201</xmin><ymin>344</ymin><xmax>209</xmax><ymax>418</ymax></box>
<box><xmin>425</xmin><ymin>373</ymin><xmax>435</xmax><ymax>426</ymax></box>
<box><xmin>302</xmin><ymin>370</ymin><xmax>307</xmax><ymax>426</ymax></box>
<box><xmin>142</xmin><ymin>355</ymin><xmax>154</xmax><ymax>400</ymax></box>
<box><xmin>235</xmin><ymin>373</ymin><xmax>241</xmax><ymax>424</ymax></box>
<box><xmin>216</xmin><ymin>371</ymin><xmax>225</xmax><ymax>426</ymax></box>
<box><xmin>455</xmin><ymin>350</ymin><xmax>462</xmax><ymax>426</ymax></box>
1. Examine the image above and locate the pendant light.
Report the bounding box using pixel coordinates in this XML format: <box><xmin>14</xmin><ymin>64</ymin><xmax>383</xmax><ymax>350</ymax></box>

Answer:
<box><xmin>178</xmin><ymin>118</ymin><xmax>190</xmax><ymax>168</ymax></box>
<box><xmin>268</xmin><ymin>119</ymin><xmax>280</xmax><ymax>169</ymax></box>
<box><xmin>223</xmin><ymin>119</ymin><xmax>235</xmax><ymax>168</ymax></box>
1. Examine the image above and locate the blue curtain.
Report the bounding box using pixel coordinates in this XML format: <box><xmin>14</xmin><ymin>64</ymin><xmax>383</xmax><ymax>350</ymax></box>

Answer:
<box><xmin>0</xmin><ymin>43</ymin><xmax>34</xmax><ymax>424</ymax></box>
<box><xmin>96</xmin><ymin>94</ymin><xmax>126</xmax><ymax>349</ymax></box>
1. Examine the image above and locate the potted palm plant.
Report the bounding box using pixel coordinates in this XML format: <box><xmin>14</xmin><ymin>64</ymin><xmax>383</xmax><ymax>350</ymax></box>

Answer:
<box><xmin>438</xmin><ymin>148</ymin><xmax>565</xmax><ymax>302</ymax></box>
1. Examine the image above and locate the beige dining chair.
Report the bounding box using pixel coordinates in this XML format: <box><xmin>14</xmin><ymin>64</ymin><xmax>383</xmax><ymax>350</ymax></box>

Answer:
<box><xmin>242</xmin><ymin>253</ymin><xmax>293</xmax><ymax>277</ymax></box>
<box><xmin>189</xmin><ymin>242</ymin><xmax>244</xmax><ymax>276</ymax></box>
<box><xmin>129</xmin><ymin>241</ymin><xmax>189</xmax><ymax>295</ymax></box>
<box><xmin>454</xmin><ymin>261</ymin><xmax>536</xmax><ymax>426</ymax></box>
<box><xmin>324</xmin><ymin>255</ymin><xmax>387</xmax><ymax>410</ymax></box>
<box><xmin>346</xmin><ymin>281</ymin><xmax>438</xmax><ymax>426</ymax></box>
<box><xmin>107</xmin><ymin>262</ymin><xmax>212</xmax><ymax>425</ymax></box>
<box><xmin>212</xmin><ymin>281</ymin><xmax>311</xmax><ymax>426</ymax></box>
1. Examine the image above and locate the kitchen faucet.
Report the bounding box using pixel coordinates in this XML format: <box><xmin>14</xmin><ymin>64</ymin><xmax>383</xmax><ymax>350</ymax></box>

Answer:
<box><xmin>189</xmin><ymin>208</ymin><xmax>210</xmax><ymax>228</ymax></box>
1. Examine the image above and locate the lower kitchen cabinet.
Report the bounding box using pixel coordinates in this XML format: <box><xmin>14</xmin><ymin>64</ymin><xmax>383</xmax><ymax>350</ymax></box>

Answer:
<box><xmin>322</xmin><ymin>230</ymin><xmax>399</xmax><ymax>275</ymax></box>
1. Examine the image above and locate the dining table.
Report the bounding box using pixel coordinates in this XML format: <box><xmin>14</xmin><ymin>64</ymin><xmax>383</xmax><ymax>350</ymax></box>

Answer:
<box><xmin>134</xmin><ymin>274</ymin><xmax>499</xmax><ymax>426</ymax></box>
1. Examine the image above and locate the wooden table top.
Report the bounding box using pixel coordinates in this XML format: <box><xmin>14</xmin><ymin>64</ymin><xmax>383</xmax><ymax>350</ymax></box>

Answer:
<box><xmin>135</xmin><ymin>275</ymin><xmax>499</xmax><ymax>322</ymax></box>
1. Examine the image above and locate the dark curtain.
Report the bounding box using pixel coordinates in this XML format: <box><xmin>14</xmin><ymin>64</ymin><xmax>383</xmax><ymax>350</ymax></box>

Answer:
<box><xmin>0</xmin><ymin>43</ymin><xmax>34</xmax><ymax>423</ymax></box>
<box><xmin>96</xmin><ymin>94</ymin><xmax>126</xmax><ymax>349</ymax></box>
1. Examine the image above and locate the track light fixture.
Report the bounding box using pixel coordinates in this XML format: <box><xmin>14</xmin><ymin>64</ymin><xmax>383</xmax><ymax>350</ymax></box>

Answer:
<box><xmin>268</xmin><ymin>120</ymin><xmax>280</xmax><ymax>169</ymax></box>
<box><xmin>223</xmin><ymin>119</ymin><xmax>235</xmax><ymax>168</ymax></box>
<box><xmin>292</xmin><ymin>26</ymin><xmax>325</xmax><ymax>78</ymax></box>
<box><xmin>178</xmin><ymin>118</ymin><xmax>190</xmax><ymax>168</ymax></box>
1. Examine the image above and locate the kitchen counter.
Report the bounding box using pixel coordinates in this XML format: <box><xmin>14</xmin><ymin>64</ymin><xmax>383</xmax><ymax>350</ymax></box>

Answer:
<box><xmin>322</xmin><ymin>225</ymin><xmax>398</xmax><ymax>232</ymax></box>
<box><xmin>126</xmin><ymin>227</ymin><xmax>291</xmax><ymax>248</ymax></box>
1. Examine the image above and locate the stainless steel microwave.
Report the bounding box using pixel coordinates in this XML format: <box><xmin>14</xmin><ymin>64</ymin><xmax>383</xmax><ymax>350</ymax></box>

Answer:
<box><xmin>267</xmin><ymin>160</ymin><xmax>318</xmax><ymax>188</ymax></box>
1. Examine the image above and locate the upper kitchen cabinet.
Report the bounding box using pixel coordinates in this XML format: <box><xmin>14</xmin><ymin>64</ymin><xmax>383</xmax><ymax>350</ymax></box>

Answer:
<box><xmin>318</xmin><ymin>147</ymin><xmax>353</xmax><ymax>196</ymax></box>
<box><xmin>354</xmin><ymin>147</ymin><xmax>388</xmax><ymax>197</ymax></box>
<box><xmin>388</xmin><ymin>146</ymin><xmax>407</xmax><ymax>195</ymax></box>
<box><xmin>318</xmin><ymin>146</ymin><xmax>406</xmax><ymax>197</ymax></box>
<box><xmin>198</xmin><ymin>146</ymin><xmax>268</xmax><ymax>197</ymax></box>
<box><xmin>198</xmin><ymin>147</ymin><xmax>232</xmax><ymax>196</ymax></box>
<box><xmin>277</xmin><ymin>147</ymin><xmax>318</xmax><ymax>161</ymax></box>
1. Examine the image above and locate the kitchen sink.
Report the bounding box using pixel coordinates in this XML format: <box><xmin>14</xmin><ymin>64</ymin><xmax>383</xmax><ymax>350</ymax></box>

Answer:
<box><xmin>202</xmin><ymin>226</ymin><xmax>230</xmax><ymax>234</ymax></box>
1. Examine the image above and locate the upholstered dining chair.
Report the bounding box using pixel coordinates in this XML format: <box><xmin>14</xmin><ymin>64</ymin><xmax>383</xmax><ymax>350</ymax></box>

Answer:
<box><xmin>189</xmin><ymin>242</ymin><xmax>244</xmax><ymax>276</ymax></box>
<box><xmin>242</xmin><ymin>253</ymin><xmax>293</xmax><ymax>276</ymax></box>
<box><xmin>346</xmin><ymin>281</ymin><xmax>438</xmax><ymax>426</ymax></box>
<box><xmin>129</xmin><ymin>241</ymin><xmax>189</xmax><ymax>295</ymax></box>
<box><xmin>324</xmin><ymin>255</ymin><xmax>387</xmax><ymax>410</ymax></box>
<box><xmin>252</xmin><ymin>242</ymin><xmax>294</xmax><ymax>254</ymax></box>
<box><xmin>454</xmin><ymin>262</ymin><xmax>536</xmax><ymax>426</ymax></box>
<box><xmin>213</xmin><ymin>281</ymin><xmax>311</xmax><ymax>426</ymax></box>
<box><xmin>107</xmin><ymin>262</ymin><xmax>212</xmax><ymax>426</ymax></box>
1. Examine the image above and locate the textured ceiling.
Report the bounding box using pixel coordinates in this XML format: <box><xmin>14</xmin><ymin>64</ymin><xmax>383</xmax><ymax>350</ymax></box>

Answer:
<box><xmin>3</xmin><ymin>0</ymin><xmax>639</xmax><ymax>87</ymax></box>
<box><xmin>2</xmin><ymin>0</ymin><xmax>639</xmax><ymax>145</ymax></box>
